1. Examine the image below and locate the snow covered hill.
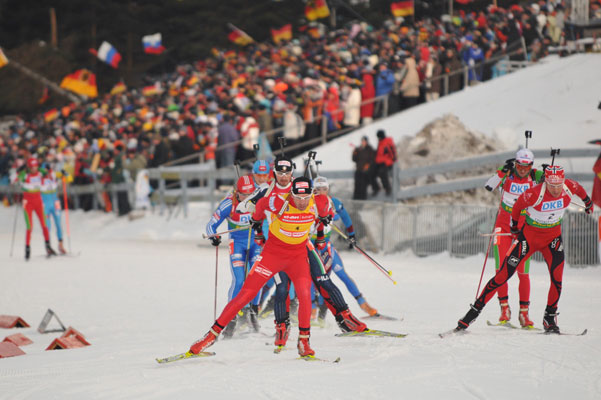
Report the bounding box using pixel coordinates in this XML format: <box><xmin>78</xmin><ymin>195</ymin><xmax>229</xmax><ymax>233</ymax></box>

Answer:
<box><xmin>1</xmin><ymin>207</ymin><xmax>600</xmax><ymax>399</ymax></box>
<box><xmin>305</xmin><ymin>54</ymin><xmax>601</xmax><ymax>173</ymax></box>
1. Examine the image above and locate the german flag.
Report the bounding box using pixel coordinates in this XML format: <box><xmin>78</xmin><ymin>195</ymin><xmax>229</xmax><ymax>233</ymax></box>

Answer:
<box><xmin>60</xmin><ymin>69</ymin><xmax>98</xmax><ymax>98</ymax></box>
<box><xmin>228</xmin><ymin>24</ymin><xmax>254</xmax><ymax>46</ymax></box>
<box><xmin>110</xmin><ymin>82</ymin><xmax>127</xmax><ymax>95</ymax></box>
<box><xmin>44</xmin><ymin>108</ymin><xmax>59</xmax><ymax>123</ymax></box>
<box><xmin>142</xmin><ymin>85</ymin><xmax>161</xmax><ymax>97</ymax></box>
<box><xmin>305</xmin><ymin>0</ymin><xmax>330</xmax><ymax>21</ymax></box>
<box><xmin>271</xmin><ymin>24</ymin><xmax>293</xmax><ymax>44</ymax></box>
<box><xmin>224</xmin><ymin>50</ymin><xmax>236</xmax><ymax>59</ymax></box>
<box><xmin>391</xmin><ymin>1</ymin><xmax>414</xmax><ymax>17</ymax></box>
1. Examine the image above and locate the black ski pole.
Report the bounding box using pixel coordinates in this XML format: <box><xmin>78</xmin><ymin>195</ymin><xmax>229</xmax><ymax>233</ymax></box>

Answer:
<box><xmin>524</xmin><ymin>130</ymin><xmax>532</xmax><ymax>148</ymax></box>
<box><xmin>550</xmin><ymin>148</ymin><xmax>560</xmax><ymax>166</ymax></box>
<box><xmin>277</xmin><ymin>137</ymin><xmax>287</xmax><ymax>157</ymax></box>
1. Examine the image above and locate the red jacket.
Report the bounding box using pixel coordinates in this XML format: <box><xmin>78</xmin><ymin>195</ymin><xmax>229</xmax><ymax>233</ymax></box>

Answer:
<box><xmin>375</xmin><ymin>137</ymin><xmax>397</xmax><ymax>166</ymax></box>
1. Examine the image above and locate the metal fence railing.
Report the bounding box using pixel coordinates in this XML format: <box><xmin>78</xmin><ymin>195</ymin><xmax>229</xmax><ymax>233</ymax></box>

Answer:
<box><xmin>337</xmin><ymin>200</ymin><xmax>599</xmax><ymax>268</ymax></box>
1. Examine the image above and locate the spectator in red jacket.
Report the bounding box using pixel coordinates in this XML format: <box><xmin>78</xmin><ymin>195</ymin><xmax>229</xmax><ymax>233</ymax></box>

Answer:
<box><xmin>374</xmin><ymin>129</ymin><xmax>397</xmax><ymax>197</ymax></box>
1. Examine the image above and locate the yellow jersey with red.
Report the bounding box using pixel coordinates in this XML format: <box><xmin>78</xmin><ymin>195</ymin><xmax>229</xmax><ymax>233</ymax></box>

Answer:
<box><xmin>252</xmin><ymin>193</ymin><xmax>329</xmax><ymax>250</ymax></box>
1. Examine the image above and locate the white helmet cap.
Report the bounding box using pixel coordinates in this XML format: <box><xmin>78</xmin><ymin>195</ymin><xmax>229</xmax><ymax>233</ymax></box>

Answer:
<box><xmin>313</xmin><ymin>176</ymin><xmax>329</xmax><ymax>189</ymax></box>
<box><xmin>515</xmin><ymin>148</ymin><xmax>534</xmax><ymax>165</ymax></box>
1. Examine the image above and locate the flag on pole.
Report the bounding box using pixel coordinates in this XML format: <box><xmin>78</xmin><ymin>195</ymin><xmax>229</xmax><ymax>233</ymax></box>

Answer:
<box><xmin>60</xmin><ymin>69</ymin><xmax>98</xmax><ymax>98</ymax></box>
<box><xmin>305</xmin><ymin>0</ymin><xmax>330</xmax><ymax>21</ymax></box>
<box><xmin>0</xmin><ymin>48</ymin><xmax>8</xmax><ymax>69</ymax></box>
<box><xmin>142</xmin><ymin>33</ymin><xmax>166</xmax><ymax>55</ymax></box>
<box><xmin>271</xmin><ymin>24</ymin><xmax>293</xmax><ymax>44</ymax></box>
<box><xmin>391</xmin><ymin>1</ymin><xmax>414</xmax><ymax>17</ymax></box>
<box><xmin>227</xmin><ymin>24</ymin><xmax>254</xmax><ymax>46</ymax></box>
<box><xmin>91</xmin><ymin>41</ymin><xmax>122</xmax><ymax>68</ymax></box>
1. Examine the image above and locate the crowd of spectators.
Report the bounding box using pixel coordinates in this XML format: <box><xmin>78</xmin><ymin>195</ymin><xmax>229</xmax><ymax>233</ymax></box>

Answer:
<box><xmin>0</xmin><ymin>2</ymin><xmax>580</xmax><ymax>208</ymax></box>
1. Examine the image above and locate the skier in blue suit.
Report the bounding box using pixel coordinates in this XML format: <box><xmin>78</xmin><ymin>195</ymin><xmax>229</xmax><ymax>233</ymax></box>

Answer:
<box><xmin>311</xmin><ymin>176</ymin><xmax>379</xmax><ymax>320</ymax></box>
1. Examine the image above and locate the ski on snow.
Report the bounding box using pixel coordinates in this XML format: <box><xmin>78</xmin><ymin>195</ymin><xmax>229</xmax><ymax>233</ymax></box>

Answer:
<box><xmin>272</xmin><ymin>345</ymin><xmax>339</xmax><ymax>362</ymax></box>
<box><xmin>486</xmin><ymin>320</ymin><xmax>541</xmax><ymax>331</ymax></box>
<box><xmin>297</xmin><ymin>355</ymin><xmax>341</xmax><ymax>363</ymax></box>
<box><xmin>439</xmin><ymin>324</ymin><xmax>587</xmax><ymax>338</ymax></box>
<box><xmin>438</xmin><ymin>328</ymin><xmax>466</xmax><ymax>338</ymax></box>
<box><xmin>156</xmin><ymin>351</ymin><xmax>216</xmax><ymax>364</ymax></box>
<box><xmin>335</xmin><ymin>329</ymin><xmax>407</xmax><ymax>338</ymax></box>
<box><xmin>363</xmin><ymin>313</ymin><xmax>402</xmax><ymax>321</ymax></box>
<box><xmin>486</xmin><ymin>321</ymin><xmax>587</xmax><ymax>335</ymax></box>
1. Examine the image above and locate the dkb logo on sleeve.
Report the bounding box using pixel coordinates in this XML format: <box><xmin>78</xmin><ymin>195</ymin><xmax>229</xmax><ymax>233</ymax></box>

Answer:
<box><xmin>541</xmin><ymin>199</ymin><xmax>564</xmax><ymax>211</ymax></box>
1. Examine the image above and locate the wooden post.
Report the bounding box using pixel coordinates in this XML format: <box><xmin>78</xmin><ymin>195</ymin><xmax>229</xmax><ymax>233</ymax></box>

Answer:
<box><xmin>50</xmin><ymin>8</ymin><xmax>58</xmax><ymax>48</ymax></box>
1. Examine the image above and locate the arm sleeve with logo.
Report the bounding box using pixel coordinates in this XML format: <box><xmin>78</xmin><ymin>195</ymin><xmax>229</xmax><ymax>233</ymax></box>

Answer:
<box><xmin>511</xmin><ymin>187</ymin><xmax>539</xmax><ymax>222</ymax></box>
<box><xmin>206</xmin><ymin>198</ymin><xmax>232</xmax><ymax>236</ymax></box>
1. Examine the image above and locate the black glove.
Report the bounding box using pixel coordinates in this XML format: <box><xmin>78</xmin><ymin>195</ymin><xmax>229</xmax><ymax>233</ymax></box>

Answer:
<box><xmin>318</xmin><ymin>214</ymin><xmax>333</xmax><ymax>226</ymax></box>
<box><xmin>484</xmin><ymin>184</ymin><xmax>494</xmax><ymax>192</ymax></box>
<box><xmin>501</xmin><ymin>158</ymin><xmax>515</xmax><ymax>173</ymax></box>
<box><xmin>250</xmin><ymin>217</ymin><xmax>263</xmax><ymax>234</ymax></box>
<box><xmin>510</xmin><ymin>219</ymin><xmax>520</xmax><ymax>237</ymax></box>
<box><xmin>541</xmin><ymin>163</ymin><xmax>549</xmax><ymax>173</ymax></box>
<box><xmin>348</xmin><ymin>233</ymin><xmax>357</xmax><ymax>249</ymax></box>
<box><xmin>210</xmin><ymin>235</ymin><xmax>221</xmax><ymax>247</ymax></box>
<box><xmin>583</xmin><ymin>196</ymin><xmax>594</xmax><ymax>214</ymax></box>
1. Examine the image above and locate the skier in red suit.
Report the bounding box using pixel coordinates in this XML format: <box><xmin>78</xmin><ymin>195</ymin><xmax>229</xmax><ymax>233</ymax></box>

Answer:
<box><xmin>484</xmin><ymin>148</ymin><xmax>544</xmax><ymax>327</ymax></box>
<box><xmin>15</xmin><ymin>158</ymin><xmax>56</xmax><ymax>260</ymax></box>
<box><xmin>189</xmin><ymin>176</ymin><xmax>331</xmax><ymax>357</ymax></box>
<box><xmin>457</xmin><ymin>165</ymin><xmax>593</xmax><ymax>333</ymax></box>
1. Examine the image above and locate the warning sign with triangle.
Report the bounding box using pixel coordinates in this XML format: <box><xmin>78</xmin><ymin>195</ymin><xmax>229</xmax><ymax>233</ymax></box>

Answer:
<box><xmin>37</xmin><ymin>309</ymin><xmax>67</xmax><ymax>334</ymax></box>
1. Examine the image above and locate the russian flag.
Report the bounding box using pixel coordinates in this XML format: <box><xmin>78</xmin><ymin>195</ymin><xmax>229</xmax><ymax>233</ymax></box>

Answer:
<box><xmin>142</xmin><ymin>33</ymin><xmax>166</xmax><ymax>55</ymax></box>
<box><xmin>95</xmin><ymin>41</ymin><xmax>121</xmax><ymax>68</ymax></box>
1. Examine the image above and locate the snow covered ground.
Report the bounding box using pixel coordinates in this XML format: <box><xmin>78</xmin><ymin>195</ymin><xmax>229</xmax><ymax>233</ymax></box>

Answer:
<box><xmin>1</xmin><ymin>206</ymin><xmax>600</xmax><ymax>400</ymax></box>
<box><xmin>305</xmin><ymin>53</ymin><xmax>601</xmax><ymax>174</ymax></box>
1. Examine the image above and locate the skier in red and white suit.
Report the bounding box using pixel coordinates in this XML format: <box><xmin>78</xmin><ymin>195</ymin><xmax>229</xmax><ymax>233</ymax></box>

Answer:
<box><xmin>189</xmin><ymin>176</ymin><xmax>331</xmax><ymax>357</ymax></box>
<box><xmin>15</xmin><ymin>158</ymin><xmax>56</xmax><ymax>260</ymax></box>
<box><xmin>484</xmin><ymin>148</ymin><xmax>544</xmax><ymax>327</ymax></box>
<box><xmin>457</xmin><ymin>165</ymin><xmax>593</xmax><ymax>333</ymax></box>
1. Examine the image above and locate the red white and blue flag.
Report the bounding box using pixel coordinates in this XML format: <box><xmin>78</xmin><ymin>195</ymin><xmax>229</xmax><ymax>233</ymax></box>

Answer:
<box><xmin>94</xmin><ymin>41</ymin><xmax>122</xmax><ymax>68</ymax></box>
<box><xmin>142</xmin><ymin>33</ymin><xmax>166</xmax><ymax>55</ymax></box>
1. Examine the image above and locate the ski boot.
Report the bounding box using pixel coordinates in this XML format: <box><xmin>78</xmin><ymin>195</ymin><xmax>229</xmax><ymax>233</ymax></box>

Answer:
<box><xmin>45</xmin><ymin>241</ymin><xmax>57</xmax><ymax>257</ymax></box>
<box><xmin>274</xmin><ymin>319</ymin><xmax>290</xmax><ymax>348</ymax></box>
<box><xmin>457</xmin><ymin>304</ymin><xmax>482</xmax><ymax>330</ymax></box>
<box><xmin>360</xmin><ymin>302</ymin><xmax>378</xmax><ymax>316</ymax></box>
<box><xmin>249</xmin><ymin>304</ymin><xmax>260</xmax><ymax>332</ymax></box>
<box><xmin>335</xmin><ymin>309</ymin><xmax>367</xmax><ymax>332</ymax></box>
<box><xmin>498</xmin><ymin>300</ymin><xmax>511</xmax><ymax>324</ymax></box>
<box><xmin>297</xmin><ymin>329</ymin><xmax>315</xmax><ymax>357</ymax></box>
<box><xmin>58</xmin><ymin>240</ymin><xmax>67</xmax><ymax>255</ymax></box>
<box><xmin>543</xmin><ymin>306</ymin><xmax>560</xmax><ymax>334</ymax></box>
<box><xmin>518</xmin><ymin>303</ymin><xmax>534</xmax><ymax>328</ymax></box>
<box><xmin>25</xmin><ymin>245</ymin><xmax>31</xmax><ymax>261</ymax></box>
<box><xmin>190</xmin><ymin>325</ymin><xmax>222</xmax><ymax>354</ymax></box>
<box><xmin>222</xmin><ymin>316</ymin><xmax>237</xmax><ymax>339</ymax></box>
